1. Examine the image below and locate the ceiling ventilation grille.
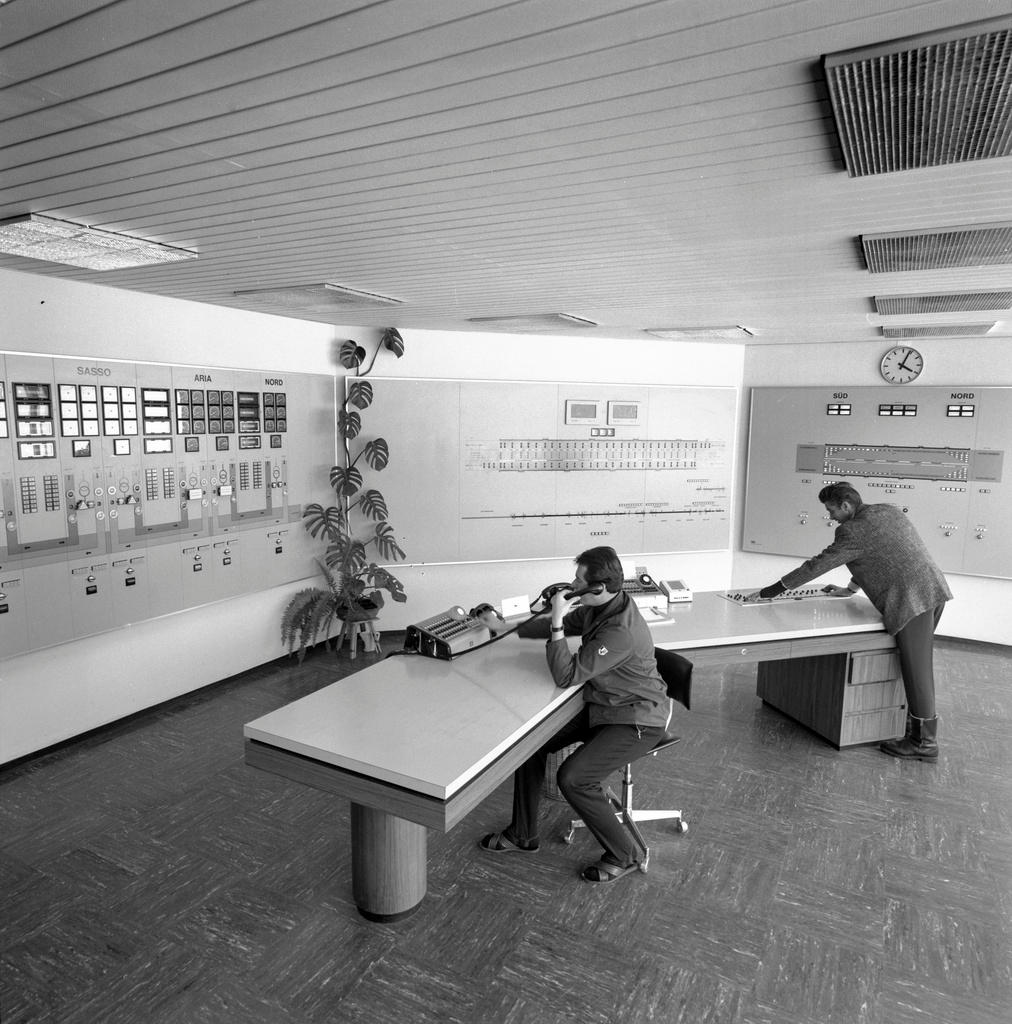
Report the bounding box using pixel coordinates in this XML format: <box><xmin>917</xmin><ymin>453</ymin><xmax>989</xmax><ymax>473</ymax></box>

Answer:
<box><xmin>467</xmin><ymin>314</ymin><xmax>597</xmax><ymax>330</ymax></box>
<box><xmin>875</xmin><ymin>291</ymin><xmax>1012</xmax><ymax>315</ymax></box>
<box><xmin>233</xmin><ymin>283</ymin><xmax>401</xmax><ymax>311</ymax></box>
<box><xmin>882</xmin><ymin>323</ymin><xmax>996</xmax><ymax>339</ymax></box>
<box><xmin>823</xmin><ymin>17</ymin><xmax>1012</xmax><ymax>176</ymax></box>
<box><xmin>861</xmin><ymin>223</ymin><xmax>1012</xmax><ymax>272</ymax></box>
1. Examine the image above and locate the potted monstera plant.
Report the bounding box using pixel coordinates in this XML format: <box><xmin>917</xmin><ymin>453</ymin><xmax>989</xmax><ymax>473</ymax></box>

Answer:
<box><xmin>281</xmin><ymin>328</ymin><xmax>408</xmax><ymax>660</ymax></box>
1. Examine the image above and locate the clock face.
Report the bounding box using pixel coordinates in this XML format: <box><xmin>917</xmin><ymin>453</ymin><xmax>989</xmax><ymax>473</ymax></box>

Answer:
<box><xmin>879</xmin><ymin>346</ymin><xmax>923</xmax><ymax>384</ymax></box>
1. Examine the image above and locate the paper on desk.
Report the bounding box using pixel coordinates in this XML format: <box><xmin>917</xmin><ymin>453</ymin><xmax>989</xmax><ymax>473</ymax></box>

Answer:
<box><xmin>639</xmin><ymin>606</ymin><xmax>668</xmax><ymax>622</ymax></box>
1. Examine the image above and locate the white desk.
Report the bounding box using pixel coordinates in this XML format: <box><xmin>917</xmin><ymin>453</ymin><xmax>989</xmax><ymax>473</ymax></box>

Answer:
<box><xmin>245</xmin><ymin>591</ymin><xmax>898</xmax><ymax>921</ymax></box>
<box><xmin>245</xmin><ymin>635</ymin><xmax>585</xmax><ymax>921</ymax></box>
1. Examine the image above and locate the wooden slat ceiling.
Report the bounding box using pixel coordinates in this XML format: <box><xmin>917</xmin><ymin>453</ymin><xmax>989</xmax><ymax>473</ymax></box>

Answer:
<box><xmin>2</xmin><ymin>0</ymin><xmax>1011</xmax><ymax>345</ymax></box>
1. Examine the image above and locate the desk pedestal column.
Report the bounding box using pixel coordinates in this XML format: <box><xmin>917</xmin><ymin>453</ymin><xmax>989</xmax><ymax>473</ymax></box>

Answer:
<box><xmin>351</xmin><ymin>803</ymin><xmax>427</xmax><ymax>922</ymax></box>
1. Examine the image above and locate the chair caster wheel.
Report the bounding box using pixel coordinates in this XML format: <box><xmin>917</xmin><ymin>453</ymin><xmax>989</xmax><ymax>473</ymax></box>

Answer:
<box><xmin>675</xmin><ymin>820</ymin><xmax>688</xmax><ymax>834</ymax></box>
<box><xmin>562</xmin><ymin>829</ymin><xmax>575</xmax><ymax>844</ymax></box>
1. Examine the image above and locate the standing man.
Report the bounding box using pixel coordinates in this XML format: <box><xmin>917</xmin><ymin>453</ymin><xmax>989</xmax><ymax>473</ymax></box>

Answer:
<box><xmin>748</xmin><ymin>481</ymin><xmax>951</xmax><ymax>760</ymax></box>
<box><xmin>477</xmin><ymin>546</ymin><xmax>672</xmax><ymax>882</ymax></box>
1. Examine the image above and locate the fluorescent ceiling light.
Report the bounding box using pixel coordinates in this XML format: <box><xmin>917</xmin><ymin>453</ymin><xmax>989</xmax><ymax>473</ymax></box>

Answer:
<box><xmin>646</xmin><ymin>326</ymin><xmax>754</xmax><ymax>340</ymax></box>
<box><xmin>0</xmin><ymin>213</ymin><xmax>196</xmax><ymax>270</ymax></box>
<box><xmin>467</xmin><ymin>313</ymin><xmax>597</xmax><ymax>330</ymax></box>
<box><xmin>234</xmin><ymin>283</ymin><xmax>402</xmax><ymax>311</ymax></box>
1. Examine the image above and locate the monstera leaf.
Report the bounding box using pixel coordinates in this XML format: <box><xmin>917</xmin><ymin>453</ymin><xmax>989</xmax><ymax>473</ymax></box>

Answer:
<box><xmin>302</xmin><ymin>502</ymin><xmax>346</xmax><ymax>539</ymax></box>
<box><xmin>358</xmin><ymin>489</ymin><xmax>389</xmax><ymax>521</ymax></box>
<box><xmin>339</xmin><ymin>339</ymin><xmax>366</xmax><ymax>369</ymax></box>
<box><xmin>330</xmin><ymin>463</ymin><xmax>363</xmax><ymax>496</ymax></box>
<box><xmin>372</xmin><ymin>522</ymin><xmax>406</xmax><ymax>562</ymax></box>
<box><xmin>361</xmin><ymin>438</ymin><xmax>389</xmax><ymax>472</ymax></box>
<box><xmin>381</xmin><ymin>327</ymin><xmax>405</xmax><ymax>358</ymax></box>
<box><xmin>347</xmin><ymin>379</ymin><xmax>373</xmax><ymax>410</ymax></box>
<box><xmin>338</xmin><ymin>408</ymin><xmax>361</xmax><ymax>440</ymax></box>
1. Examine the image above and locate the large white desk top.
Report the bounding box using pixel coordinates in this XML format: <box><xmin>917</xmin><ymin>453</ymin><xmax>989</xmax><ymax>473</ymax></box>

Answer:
<box><xmin>244</xmin><ymin>591</ymin><xmax>887</xmax><ymax>804</ymax></box>
<box><xmin>245</xmin><ymin>633</ymin><xmax>582</xmax><ymax>801</ymax></box>
<box><xmin>647</xmin><ymin>591</ymin><xmax>884</xmax><ymax>649</ymax></box>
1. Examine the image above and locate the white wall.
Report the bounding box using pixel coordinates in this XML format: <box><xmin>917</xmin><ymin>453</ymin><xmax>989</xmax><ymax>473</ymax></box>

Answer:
<box><xmin>0</xmin><ymin>269</ymin><xmax>744</xmax><ymax>761</ymax></box>
<box><xmin>4</xmin><ymin>267</ymin><xmax>1004</xmax><ymax>761</ymax></box>
<box><xmin>740</xmin><ymin>340</ymin><xmax>1012</xmax><ymax>646</ymax></box>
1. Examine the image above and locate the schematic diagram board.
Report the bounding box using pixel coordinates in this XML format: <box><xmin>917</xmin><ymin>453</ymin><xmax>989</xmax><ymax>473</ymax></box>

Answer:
<box><xmin>743</xmin><ymin>386</ymin><xmax>1011</xmax><ymax>579</ymax></box>
<box><xmin>366</xmin><ymin>379</ymin><xmax>737</xmax><ymax>563</ymax></box>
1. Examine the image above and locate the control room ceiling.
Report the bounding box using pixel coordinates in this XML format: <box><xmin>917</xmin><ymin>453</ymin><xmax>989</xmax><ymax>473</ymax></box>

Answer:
<box><xmin>1</xmin><ymin>0</ymin><xmax>1010</xmax><ymax>346</ymax></box>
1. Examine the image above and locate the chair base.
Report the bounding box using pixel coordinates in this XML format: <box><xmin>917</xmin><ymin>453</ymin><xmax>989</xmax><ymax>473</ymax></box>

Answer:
<box><xmin>561</xmin><ymin>783</ymin><xmax>688</xmax><ymax>873</ymax></box>
<box><xmin>557</xmin><ymin>726</ymin><xmax>689</xmax><ymax>872</ymax></box>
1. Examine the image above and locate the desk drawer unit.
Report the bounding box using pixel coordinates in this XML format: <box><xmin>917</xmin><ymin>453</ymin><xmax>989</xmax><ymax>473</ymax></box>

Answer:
<box><xmin>756</xmin><ymin>643</ymin><xmax>903</xmax><ymax>748</ymax></box>
<box><xmin>840</xmin><ymin>651</ymin><xmax>905</xmax><ymax>747</ymax></box>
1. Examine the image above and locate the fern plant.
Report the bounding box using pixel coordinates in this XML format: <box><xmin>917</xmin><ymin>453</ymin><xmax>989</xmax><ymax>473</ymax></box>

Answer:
<box><xmin>281</xmin><ymin>328</ymin><xmax>408</xmax><ymax>660</ymax></box>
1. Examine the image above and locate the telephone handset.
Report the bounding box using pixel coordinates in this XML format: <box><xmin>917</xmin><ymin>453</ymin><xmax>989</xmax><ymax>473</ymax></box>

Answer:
<box><xmin>533</xmin><ymin>580</ymin><xmax>605</xmax><ymax>611</ymax></box>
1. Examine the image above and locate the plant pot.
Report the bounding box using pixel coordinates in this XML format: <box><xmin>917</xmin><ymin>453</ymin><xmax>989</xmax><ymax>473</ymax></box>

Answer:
<box><xmin>341</xmin><ymin>598</ymin><xmax>380</xmax><ymax>623</ymax></box>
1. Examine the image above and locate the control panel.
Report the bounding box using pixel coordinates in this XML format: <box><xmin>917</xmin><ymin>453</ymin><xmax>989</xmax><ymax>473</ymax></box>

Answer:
<box><xmin>1</xmin><ymin>353</ymin><xmax>335</xmax><ymax>657</ymax></box>
<box><xmin>743</xmin><ymin>386</ymin><xmax>1011</xmax><ymax>579</ymax></box>
<box><xmin>403</xmin><ymin>606</ymin><xmax>491</xmax><ymax>660</ymax></box>
<box><xmin>720</xmin><ymin>588</ymin><xmax>852</xmax><ymax>606</ymax></box>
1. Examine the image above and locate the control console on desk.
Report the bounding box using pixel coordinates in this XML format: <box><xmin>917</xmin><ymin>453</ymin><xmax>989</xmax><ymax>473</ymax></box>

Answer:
<box><xmin>404</xmin><ymin>606</ymin><xmax>491</xmax><ymax>660</ymax></box>
<box><xmin>721</xmin><ymin>588</ymin><xmax>854</xmax><ymax>606</ymax></box>
<box><xmin>621</xmin><ymin>573</ymin><xmax>666</xmax><ymax>609</ymax></box>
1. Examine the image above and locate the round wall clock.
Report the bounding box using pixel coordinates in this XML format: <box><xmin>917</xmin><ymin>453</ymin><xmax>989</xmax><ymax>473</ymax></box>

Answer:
<box><xmin>879</xmin><ymin>346</ymin><xmax>923</xmax><ymax>384</ymax></box>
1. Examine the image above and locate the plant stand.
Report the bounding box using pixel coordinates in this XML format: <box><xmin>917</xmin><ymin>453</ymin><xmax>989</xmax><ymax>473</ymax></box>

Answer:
<box><xmin>338</xmin><ymin>618</ymin><xmax>382</xmax><ymax>658</ymax></box>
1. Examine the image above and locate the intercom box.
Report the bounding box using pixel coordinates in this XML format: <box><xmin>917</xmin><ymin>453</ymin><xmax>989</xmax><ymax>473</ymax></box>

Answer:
<box><xmin>658</xmin><ymin>579</ymin><xmax>693</xmax><ymax>603</ymax></box>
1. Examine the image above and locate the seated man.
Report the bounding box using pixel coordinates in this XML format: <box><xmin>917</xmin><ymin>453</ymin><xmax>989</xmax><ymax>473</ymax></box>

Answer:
<box><xmin>477</xmin><ymin>546</ymin><xmax>671</xmax><ymax>882</ymax></box>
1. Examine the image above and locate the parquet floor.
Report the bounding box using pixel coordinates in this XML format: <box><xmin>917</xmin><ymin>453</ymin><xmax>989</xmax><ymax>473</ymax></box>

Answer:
<box><xmin>1</xmin><ymin>636</ymin><xmax>1009</xmax><ymax>1024</ymax></box>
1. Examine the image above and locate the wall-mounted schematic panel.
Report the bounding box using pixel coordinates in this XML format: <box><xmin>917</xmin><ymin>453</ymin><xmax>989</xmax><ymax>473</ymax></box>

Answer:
<box><xmin>0</xmin><ymin>353</ymin><xmax>335</xmax><ymax>657</ymax></box>
<box><xmin>367</xmin><ymin>378</ymin><xmax>737</xmax><ymax>563</ymax></box>
<box><xmin>743</xmin><ymin>386</ymin><xmax>1011</xmax><ymax>579</ymax></box>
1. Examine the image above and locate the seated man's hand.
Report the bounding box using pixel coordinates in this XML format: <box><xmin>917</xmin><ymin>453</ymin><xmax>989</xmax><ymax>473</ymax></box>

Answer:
<box><xmin>742</xmin><ymin>591</ymin><xmax>770</xmax><ymax>603</ymax></box>
<box><xmin>821</xmin><ymin>585</ymin><xmax>852</xmax><ymax>597</ymax></box>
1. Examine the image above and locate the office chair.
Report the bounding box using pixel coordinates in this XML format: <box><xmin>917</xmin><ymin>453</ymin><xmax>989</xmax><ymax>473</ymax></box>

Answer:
<box><xmin>561</xmin><ymin>647</ymin><xmax>692</xmax><ymax>872</ymax></box>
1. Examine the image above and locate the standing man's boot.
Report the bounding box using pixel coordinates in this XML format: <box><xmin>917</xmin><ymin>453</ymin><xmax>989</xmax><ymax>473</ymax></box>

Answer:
<box><xmin>880</xmin><ymin>715</ymin><xmax>938</xmax><ymax>760</ymax></box>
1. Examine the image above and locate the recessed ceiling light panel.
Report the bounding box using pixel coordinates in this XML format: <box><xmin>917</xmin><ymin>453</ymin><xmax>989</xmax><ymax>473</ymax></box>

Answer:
<box><xmin>646</xmin><ymin>326</ymin><xmax>754</xmax><ymax>340</ymax></box>
<box><xmin>0</xmin><ymin>213</ymin><xmax>197</xmax><ymax>270</ymax></box>
<box><xmin>234</xmin><ymin>283</ymin><xmax>402</xmax><ymax>312</ymax></box>
<box><xmin>466</xmin><ymin>313</ymin><xmax>597</xmax><ymax>330</ymax></box>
